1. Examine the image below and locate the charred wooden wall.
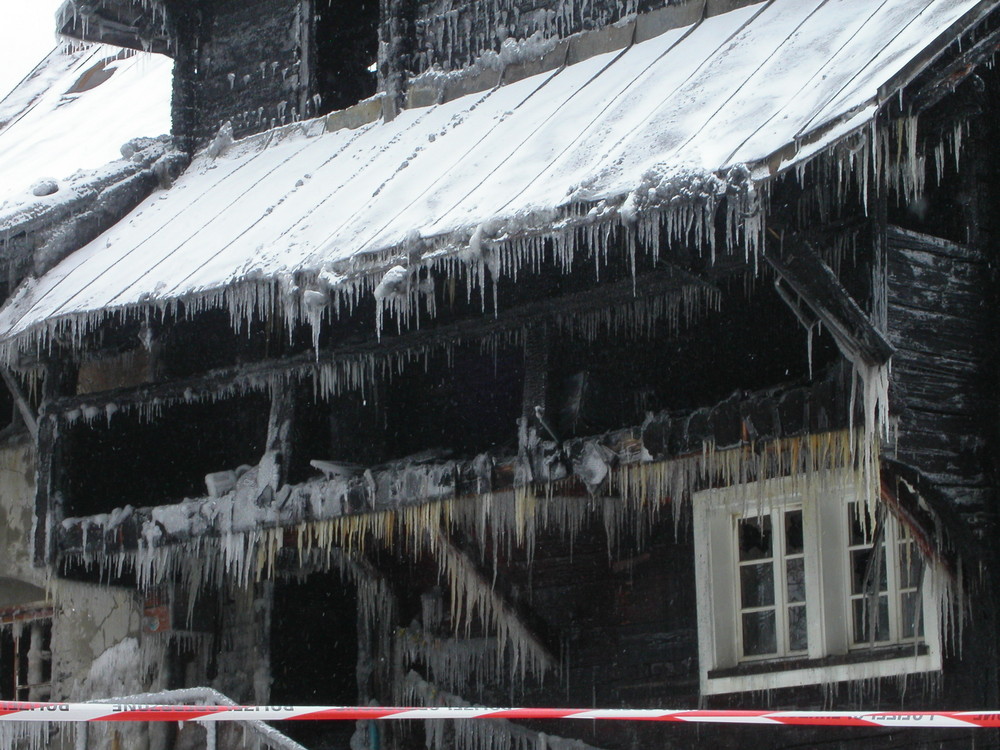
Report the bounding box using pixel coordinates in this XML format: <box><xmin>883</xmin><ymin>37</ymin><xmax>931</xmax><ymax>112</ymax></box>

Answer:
<box><xmin>170</xmin><ymin>0</ymin><xmax>307</xmax><ymax>149</ymax></box>
<box><xmin>885</xmin><ymin>226</ymin><xmax>995</xmax><ymax>527</ymax></box>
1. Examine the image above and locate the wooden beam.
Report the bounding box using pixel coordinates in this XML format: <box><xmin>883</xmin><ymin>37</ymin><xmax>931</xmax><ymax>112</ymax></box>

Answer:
<box><xmin>766</xmin><ymin>236</ymin><xmax>894</xmax><ymax>367</ymax></box>
<box><xmin>908</xmin><ymin>22</ymin><xmax>1000</xmax><ymax>114</ymax></box>
<box><xmin>33</xmin><ymin>416</ymin><xmax>56</xmax><ymax>567</ymax></box>
<box><xmin>521</xmin><ymin>324</ymin><xmax>552</xmax><ymax>437</ymax></box>
<box><xmin>432</xmin><ymin>528</ymin><xmax>558</xmax><ymax>672</ymax></box>
<box><xmin>41</xmin><ymin>267</ymin><xmax>723</xmax><ymax>418</ymax></box>
<box><xmin>257</xmin><ymin>385</ymin><xmax>296</xmax><ymax>496</ymax></box>
<box><xmin>0</xmin><ymin>365</ymin><xmax>37</xmax><ymax>440</ymax></box>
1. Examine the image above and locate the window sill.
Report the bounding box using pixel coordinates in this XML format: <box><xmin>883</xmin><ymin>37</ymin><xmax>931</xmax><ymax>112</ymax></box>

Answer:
<box><xmin>703</xmin><ymin>644</ymin><xmax>939</xmax><ymax>695</ymax></box>
<box><xmin>709</xmin><ymin>643</ymin><xmax>929</xmax><ymax>679</ymax></box>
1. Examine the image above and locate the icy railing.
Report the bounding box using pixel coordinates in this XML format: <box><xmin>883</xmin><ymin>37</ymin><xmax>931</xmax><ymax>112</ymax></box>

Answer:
<box><xmin>86</xmin><ymin>687</ymin><xmax>309</xmax><ymax>750</ymax></box>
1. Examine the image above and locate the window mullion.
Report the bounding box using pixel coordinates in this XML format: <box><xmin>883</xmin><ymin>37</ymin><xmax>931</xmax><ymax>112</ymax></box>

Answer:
<box><xmin>774</xmin><ymin>509</ymin><xmax>789</xmax><ymax>657</ymax></box>
<box><xmin>884</xmin><ymin>521</ymin><xmax>901</xmax><ymax>643</ymax></box>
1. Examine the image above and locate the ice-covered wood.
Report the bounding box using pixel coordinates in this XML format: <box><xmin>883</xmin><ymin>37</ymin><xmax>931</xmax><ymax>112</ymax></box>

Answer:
<box><xmin>884</xmin><ymin>226</ymin><xmax>993</xmax><ymax>521</ymax></box>
<box><xmin>767</xmin><ymin>238</ymin><xmax>893</xmax><ymax>367</ymax></box>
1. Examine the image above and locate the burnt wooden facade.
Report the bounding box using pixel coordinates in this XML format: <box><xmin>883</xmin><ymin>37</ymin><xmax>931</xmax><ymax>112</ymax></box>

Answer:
<box><xmin>2</xmin><ymin>1</ymin><xmax>1000</xmax><ymax>750</ymax></box>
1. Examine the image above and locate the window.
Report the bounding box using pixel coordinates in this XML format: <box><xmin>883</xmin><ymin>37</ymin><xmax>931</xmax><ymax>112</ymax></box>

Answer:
<box><xmin>694</xmin><ymin>470</ymin><xmax>941</xmax><ymax>695</ymax></box>
<box><xmin>0</xmin><ymin>607</ymin><xmax>53</xmax><ymax>701</ymax></box>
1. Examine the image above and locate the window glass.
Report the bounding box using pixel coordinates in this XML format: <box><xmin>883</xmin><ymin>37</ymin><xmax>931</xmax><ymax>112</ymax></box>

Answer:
<box><xmin>847</xmin><ymin>502</ymin><xmax>923</xmax><ymax>646</ymax></box>
<box><xmin>736</xmin><ymin>509</ymin><xmax>807</xmax><ymax>659</ymax></box>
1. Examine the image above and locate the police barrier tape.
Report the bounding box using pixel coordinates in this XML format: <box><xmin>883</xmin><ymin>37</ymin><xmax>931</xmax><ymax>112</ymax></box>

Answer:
<box><xmin>1</xmin><ymin>703</ymin><xmax>1000</xmax><ymax>726</ymax></box>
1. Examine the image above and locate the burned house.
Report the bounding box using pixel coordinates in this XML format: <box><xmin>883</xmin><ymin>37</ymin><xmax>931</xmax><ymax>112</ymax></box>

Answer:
<box><xmin>0</xmin><ymin>0</ymin><xmax>999</xmax><ymax>748</ymax></box>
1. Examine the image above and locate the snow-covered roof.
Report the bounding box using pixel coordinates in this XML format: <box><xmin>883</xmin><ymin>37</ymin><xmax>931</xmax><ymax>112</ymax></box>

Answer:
<box><xmin>0</xmin><ymin>44</ymin><xmax>172</xmax><ymax>199</ymax></box>
<box><xmin>0</xmin><ymin>0</ymin><xmax>990</xmax><ymax>353</ymax></box>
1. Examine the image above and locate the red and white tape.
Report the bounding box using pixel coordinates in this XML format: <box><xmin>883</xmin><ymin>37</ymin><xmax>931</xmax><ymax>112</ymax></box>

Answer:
<box><xmin>1</xmin><ymin>703</ymin><xmax>999</xmax><ymax>727</ymax></box>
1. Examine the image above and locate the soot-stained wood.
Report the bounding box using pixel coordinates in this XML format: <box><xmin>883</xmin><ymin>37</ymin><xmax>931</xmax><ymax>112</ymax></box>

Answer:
<box><xmin>886</xmin><ymin>226</ymin><xmax>993</xmax><ymax>515</ymax></box>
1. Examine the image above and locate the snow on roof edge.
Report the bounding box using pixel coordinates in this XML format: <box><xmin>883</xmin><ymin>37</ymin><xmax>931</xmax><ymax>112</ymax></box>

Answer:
<box><xmin>0</xmin><ymin>0</ymin><xmax>991</xmax><ymax>362</ymax></box>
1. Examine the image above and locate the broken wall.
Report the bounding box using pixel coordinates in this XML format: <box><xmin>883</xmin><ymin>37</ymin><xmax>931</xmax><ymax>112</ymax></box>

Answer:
<box><xmin>49</xmin><ymin>581</ymin><xmax>153</xmax><ymax>703</ymax></box>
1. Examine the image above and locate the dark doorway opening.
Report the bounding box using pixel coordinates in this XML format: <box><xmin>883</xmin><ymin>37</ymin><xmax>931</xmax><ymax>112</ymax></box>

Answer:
<box><xmin>271</xmin><ymin>573</ymin><xmax>359</xmax><ymax>749</ymax></box>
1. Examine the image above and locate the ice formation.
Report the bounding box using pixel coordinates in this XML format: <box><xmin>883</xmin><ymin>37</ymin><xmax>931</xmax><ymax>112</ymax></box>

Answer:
<box><xmin>401</xmin><ymin>670</ymin><xmax>609</xmax><ymax>750</ymax></box>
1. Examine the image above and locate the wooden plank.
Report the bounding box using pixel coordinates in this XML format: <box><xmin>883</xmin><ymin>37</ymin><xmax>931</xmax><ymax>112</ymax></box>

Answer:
<box><xmin>0</xmin><ymin>365</ymin><xmax>37</xmax><ymax>439</ymax></box>
<box><xmin>887</xmin><ymin>225</ymin><xmax>989</xmax><ymax>262</ymax></box>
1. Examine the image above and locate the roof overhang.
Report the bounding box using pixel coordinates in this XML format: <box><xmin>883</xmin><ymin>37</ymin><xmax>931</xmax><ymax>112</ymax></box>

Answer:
<box><xmin>2</xmin><ymin>0</ymin><xmax>997</xmax><ymax>357</ymax></box>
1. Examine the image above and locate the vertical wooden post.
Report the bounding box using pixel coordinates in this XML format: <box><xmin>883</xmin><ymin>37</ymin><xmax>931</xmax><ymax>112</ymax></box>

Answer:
<box><xmin>258</xmin><ymin>385</ymin><xmax>296</xmax><ymax>496</ymax></box>
<box><xmin>521</xmin><ymin>324</ymin><xmax>550</xmax><ymax>425</ymax></box>
<box><xmin>33</xmin><ymin>412</ymin><xmax>56</xmax><ymax>567</ymax></box>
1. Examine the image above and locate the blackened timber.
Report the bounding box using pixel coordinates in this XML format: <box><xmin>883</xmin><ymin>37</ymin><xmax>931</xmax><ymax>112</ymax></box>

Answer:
<box><xmin>42</xmin><ymin>269</ymin><xmax>721</xmax><ymax>417</ymax></box>
<box><xmin>766</xmin><ymin>237</ymin><xmax>894</xmax><ymax>366</ymax></box>
<box><xmin>908</xmin><ymin>23</ymin><xmax>1000</xmax><ymax>114</ymax></box>
<box><xmin>259</xmin><ymin>385</ymin><xmax>297</xmax><ymax>495</ymax></box>
<box><xmin>432</xmin><ymin>528</ymin><xmax>558</xmax><ymax>671</ymax></box>
<box><xmin>0</xmin><ymin>365</ymin><xmax>37</xmax><ymax>440</ymax></box>
<box><xmin>55</xmin><ymin>372</ymin><xmax>853</xmax><ymax>559</ymax></box>
<box><xmin>521</xmin><ymin>324</ymin><xmax>551</xmax><ymax>432</ymax></box>
<box><xmin>885</xmin><ymin>225</ymin><xmax>993</xmax><ymax>519</ymax></box>
<box><xmin>33</xmin><ymin>416</ymin><xmax>56</xmax><ymax>566</ymax></box>
<box><xmin>57</xmin><ymin>0</ymin><xmax>172</xmax><ymax>55</ymax></box>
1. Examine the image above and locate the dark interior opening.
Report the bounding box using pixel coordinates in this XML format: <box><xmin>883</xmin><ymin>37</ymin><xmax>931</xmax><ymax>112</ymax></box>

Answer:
<box><xmin>0</xmin><ymin>629</ymin><xmax>13</xmax><ymax>700</ymax></box>
<box><xmin>62</xmin><ymin>394</ymin><xmax>270</xmax><ymax>516</ymax></box>
<box><xmin>290</xmin><ymin>341</ymin><xmax>523</xmax><ymax>480</ymax></box>
<box><xmin>381</xmin><ymin>343</ymin><xmax>524</xmax><ymax>459</ymax></box>
<box><xmin>548</xmin><ymin>280</ymin><xmax>842</xmax><ymax>438</ymax></box>
<box><xmin>271</xmin><ymin>573</ymin><xmax>358</xmax><ymax>749</ymax></box>
<box><xmin>314</xmin><ymin>0</ymin><xmax>379</xmax><ymax>115</ymax></box>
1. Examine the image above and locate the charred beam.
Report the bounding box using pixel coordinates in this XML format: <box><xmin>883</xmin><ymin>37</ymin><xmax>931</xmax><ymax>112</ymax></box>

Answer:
<box><xmin>766</xmin><ymin>237</ymin><xmax>894</xmax><ymax>367</ymax></box>
<box><xmin>908</xmin><ymin>22</ymin><xmax>1000</xmax><ymax>114</ymax></box>
<box><xmin>33</xmin><ymin>416</ymin><xmax>57</xmax><ymax>567</ymax></box>
<box><xmin>0</xmin><ymin>365</ymin><xmax>37</xmax><ymax>440</ymax></box>
<box><xmin>41</xmin><ymin>268</ymin><xmax>723</xmax><ymax>418</ymax></box>
<box><xmin>432</xmin><ymin>528</ymin><xmax>558</xmax><ymax>672</ymax></box>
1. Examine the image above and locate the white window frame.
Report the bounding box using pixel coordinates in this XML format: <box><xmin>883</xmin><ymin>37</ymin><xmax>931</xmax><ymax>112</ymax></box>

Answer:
<box><xmin>693</xmin><ymin>470</ymin><xmax>941</xmax><ymax>696</ymax></box>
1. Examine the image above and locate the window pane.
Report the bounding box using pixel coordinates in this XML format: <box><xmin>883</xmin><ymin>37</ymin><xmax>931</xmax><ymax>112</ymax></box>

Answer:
<box><xmin>784</xmin><ymin>510</ymin><xmax>804</xmax><ymax>554</ymax></box>
<box><xmin>786</xmin><ymin>557</ymin><xmax>805</xmax><ymax>603</ymax></box>
<box><xmin>851</xmin><ymin>548</ymin><xmax>887</xmax><ymax>595</ymax></box>
<box><xmin>739</xmin><ymin>516</ymin><xmax>772</xmax><ymax>561</ymax></box>
<box><xmin>901</xmin><ymin>591</ymin><xmax>923</xmax><ymax>639</ymax></box>
<box><xmin>848</xmin><ymin>502</ymin><xmax>879</xmax><ymax>546</ymax></box>
<box><xmin>853</xmin><ymin>595</ymin><xmax>890</xmax><ymax>644</ymax></box>
<box><xmin>898</xmin><ymin>542</ymin><xmax>922</xmax><ymax>589</ymax></box>
<box><xmin>788</xmin><ymin>604</ymin><xmax>808</xmax><ymax>652</ymax></box>
<box><xmin>740</xmin><ymin>562</ymin><xmax>775</xmax><ymax>608</ymax></box>
<box><xmin>742</xmin><ymin>610</ymin><xmax>777</xmax><ymax>656</ymax></box>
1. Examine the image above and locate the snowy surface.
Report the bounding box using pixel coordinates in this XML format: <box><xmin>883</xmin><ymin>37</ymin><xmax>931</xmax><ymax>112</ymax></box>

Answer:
<box><xmin>0</xmin><ymin>0</ymin><xmax>63</xmax><ymax>102</ymax></box>
<box><xmin>0</xmin><ymin>44</ymin><xmax>173</xmax><ymax>199</ymax></box>
<box><xmin>0</xmin><ymin>0</ymin><xmax>984</xmax><ymax>349</ymax></box>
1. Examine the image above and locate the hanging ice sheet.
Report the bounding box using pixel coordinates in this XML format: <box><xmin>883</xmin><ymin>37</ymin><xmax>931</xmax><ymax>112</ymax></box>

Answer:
<box><xmin>0</xmin><ymin>0</ymin><xmax>989</xmax><ymax>353</ymax></box>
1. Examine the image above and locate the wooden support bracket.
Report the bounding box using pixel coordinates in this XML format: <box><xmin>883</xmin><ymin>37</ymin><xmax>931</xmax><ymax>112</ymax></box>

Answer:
<box><xmin>0</xmin><ymin>365</ymin><xmax>37</xmax><ymax>440</ymax></box>
<box><xmin>432</xmin><ymin>528</ymin><xmax>558</xmax><ymax>673</ymax></box>
<box><xmin>766</xmin><ymin>235</ymin><xmax>894</xmax><ymax>367</ymax></box>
